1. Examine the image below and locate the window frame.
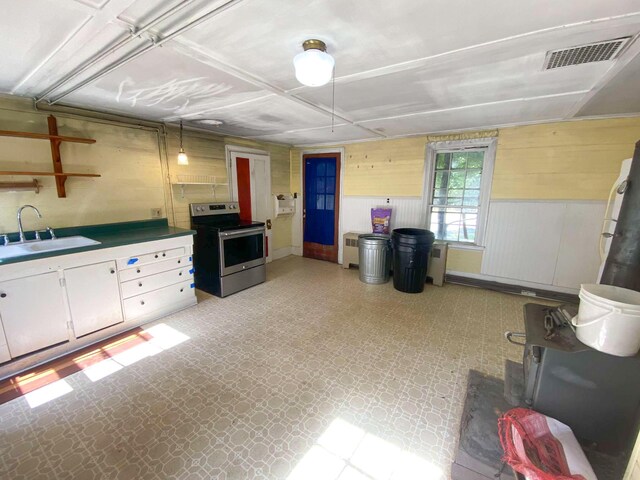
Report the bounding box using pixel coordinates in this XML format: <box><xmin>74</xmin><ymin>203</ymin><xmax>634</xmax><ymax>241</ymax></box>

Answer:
<box><xmin>424</xmin><ymin>138</ymin><xmax>496</xmax><ymax>248</ymax></box>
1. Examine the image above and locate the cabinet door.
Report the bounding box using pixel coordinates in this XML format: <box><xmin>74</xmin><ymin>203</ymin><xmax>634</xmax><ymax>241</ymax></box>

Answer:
<box><xmin>0</xmin><ymin>273</ymin><xmax>69</xmax><ymax>358</ymax></box>
<box><xmin>65</xmin><ymin>261</ymin><xmax>124</xmax><ymax>338</ymax></box>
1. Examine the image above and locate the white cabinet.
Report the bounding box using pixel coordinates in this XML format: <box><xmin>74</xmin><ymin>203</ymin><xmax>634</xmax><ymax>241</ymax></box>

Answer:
<box><xmin>0</xmin><ymin>234</ymin><xmax>196</xmax><ymax>372</ymax></box>
<box><xmin>123</xmin><ymin>280</ymin><xmax>195</xmax><ymax>322</ymax></box>
<box><xmin>65</xmin><ymin>261</ymin><xmax>124</xmax><ymax>338</ymax></box>
<box><xmin>116</xmin><ymin>246</ymin><xmax>187</xmax><ymax>270</ymax></box>
<box><xmin>0</xmin><ymin>273</ymin><xmax>69</xmax><ymax>357</ymax></box>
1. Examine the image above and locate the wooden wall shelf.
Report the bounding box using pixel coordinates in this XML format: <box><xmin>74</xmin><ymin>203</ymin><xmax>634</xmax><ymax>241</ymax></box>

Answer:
<box><xmin>0</xmin><ymin>115</ymin><xmax>98</xmax><ymax>197</ymax></box>
<box><xmin>0</xmin><ymin>179</ymin><xmax>41</xmax><ymax>194</ymax></box>
<box><xmin>0</xmin><ymin>171</ymin><xmax>100</xmax><ymax>178</ymax></box>
<box><xmin>0</xmin><ymin>130</ymin><xmax>96</xmax><ymax>144</ymax></box>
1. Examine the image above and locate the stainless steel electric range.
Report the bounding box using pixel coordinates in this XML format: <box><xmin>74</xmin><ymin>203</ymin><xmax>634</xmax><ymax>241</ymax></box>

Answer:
<box><xmin>190</xmin><ymin>202</ymin><xmax>266</xmax><ymax>297</ymax></box>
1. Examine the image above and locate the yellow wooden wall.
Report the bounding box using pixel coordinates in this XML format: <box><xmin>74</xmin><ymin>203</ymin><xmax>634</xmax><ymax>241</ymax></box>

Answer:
<box><xmin>167</xmin><ymin>132</ymin><xmax>292</xmax><ymax>251</ymax></box>
<box><xmin>493</xmin><ymin>118</ymin><xmax>640</xmax><ymax>200</ymax></box>
<box><xmin>294</xmin><ymin>117</ymin><xmax>640</xmax><ymax>273</ymax></box>
<box><xmin>0</xmin><ymin>97</ymin><xmax>166</xmax><ymax>232</ymax></box>
<box><xmin>0</xmin><ymin>96</ymin><xmax>292</xmax><ymax>251</ymax></box>
<box><xmin>342</xmin><ymin>138</ymin><xmax>427</xmax><ymax>196</ymax></box>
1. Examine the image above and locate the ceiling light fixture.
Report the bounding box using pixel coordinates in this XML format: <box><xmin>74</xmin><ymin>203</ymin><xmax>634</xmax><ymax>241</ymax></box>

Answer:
<box><xmin>194</xmin><ymin>119</ymin><xmax>224</xmax><ymax>126</ymax></box>
<box><xmin>293</xmin><ymin>39</ymin><xmax>335</xmax><ymax>87</ymax></box>
<box><xmin>177</xmin><ymin>120</ymin><xmax>188</xmax><ymax>165</ymax></box>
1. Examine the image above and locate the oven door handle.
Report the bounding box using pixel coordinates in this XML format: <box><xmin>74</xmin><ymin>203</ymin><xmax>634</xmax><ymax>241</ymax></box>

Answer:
<box><xmin>504</xmin><ymin>331</ymin><xmax>526</xmax><ymax>346</ymax></box>
<box><xmin>219</xmin><ymin>227</ymin><xmax>265</xmax><ymax>238</ymax></box>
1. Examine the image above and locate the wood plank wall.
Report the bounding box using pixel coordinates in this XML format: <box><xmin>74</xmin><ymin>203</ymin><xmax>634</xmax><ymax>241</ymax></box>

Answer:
<box><xmin>0</xmin><ymin>97</ymin><xmax>293</xmax><ymax>251</ymax></box>
<box><xmin>494</xmin><ymin>118</ymin><xmax>640</xmax><ymax>200</ymax></box>
<box><xmin>292</xmin><ymin>117</ymin><xmax>640</xmax><ymax>274</ymax></box>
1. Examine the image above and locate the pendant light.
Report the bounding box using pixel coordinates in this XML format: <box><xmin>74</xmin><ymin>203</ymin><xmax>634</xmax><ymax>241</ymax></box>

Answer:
<box><xmin>293</xmin><ymin>39</ymin><xmax>335</xmax><ymax>87</ymax></box>
<box><xmin>177</xmin><ymin>120</ymin><xmax>188</xmax><ymax>165</ymax></box>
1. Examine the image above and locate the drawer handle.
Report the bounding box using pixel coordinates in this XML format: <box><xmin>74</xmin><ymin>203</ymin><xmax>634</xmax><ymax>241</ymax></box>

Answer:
<box><xmin>162</xmin><ymin>253</ymin><xmax>166</xmax><ymax>257</ymax></box>
<box><xmin>154</xmin><ymin>254</ymin><xmax>159</xmax><ymax>258</ymax></box>
<box><xmin>178</xmin><ymin>260</ymin><xmax>181</xmax><ymax>264</ymax></box>
<box><xmin>0</xmin><ymin>293</ymin><xmax>6</xmax><ymax>298</ymax></box>
<box><xmin>180</xmin><ymin>288</ymin><xmax>184</xmax><ymax>292</ymax></box>
<box><xmin>136</xmin><ymin>269</ymin><xmax>141</xmax><ymax>273</ymax></box>
<box><xmin>140</xmin><ymin>300</ymin><xmax>145</xmax><ymax>305</ymax></box>
<box><xmin>179</xmin><ymin>272</ymin><xmax>183</xmax><ymax>276</ymax></box>
<box><xmin>138</xmin><ymin>282</ymin><xmax>143</xmax><ymax>287</ymax></box>
<box><xmin>110</xmin><ymin>269</ymin><xmax>115</xmax><ymax>274</ymax></box>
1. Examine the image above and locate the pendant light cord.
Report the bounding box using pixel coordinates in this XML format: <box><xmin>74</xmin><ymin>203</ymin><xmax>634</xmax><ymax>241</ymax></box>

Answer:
<box><xmin>179</xmin><ymin>120</ymin><xmax>184</xmax><ymax>150</ymax></box>
<box><xmin>331</xmin><ymin>66</ymin><xmax>335</xmax><ymax>133</ymax></box>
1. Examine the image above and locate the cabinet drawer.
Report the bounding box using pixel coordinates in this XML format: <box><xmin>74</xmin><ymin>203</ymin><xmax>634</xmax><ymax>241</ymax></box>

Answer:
<box><xmin>119</xmin><ymin>255</ymin><xmax>192</xmax><ymax>282</ymax></box>
<box><xmin>121</xmin><ymin>266</ymin><xmax>194</xmax><ymax>299</ymax></box>
<box><xmin>117</xmin><ymin>247</ymin><xmax>186</xmax><ymax>270</ymax></box>
<box><xmin>123</xmin><ymin>280</ymin><xmax>195</xmax><ymax>321</ymax></box>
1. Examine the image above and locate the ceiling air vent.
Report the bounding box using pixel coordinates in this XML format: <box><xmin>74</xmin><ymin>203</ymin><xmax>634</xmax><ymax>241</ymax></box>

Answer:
<box><xmin>543</xmin><ymin>37</ymin><xmax>631</xmax><ymax>70</ymax></box>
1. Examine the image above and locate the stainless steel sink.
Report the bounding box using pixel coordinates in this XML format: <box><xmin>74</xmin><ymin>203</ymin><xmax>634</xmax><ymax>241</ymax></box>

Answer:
<box><xmin>0</xmin><ymin>236</ymin><xmax>101</xmax><ymax>260</ymax></box>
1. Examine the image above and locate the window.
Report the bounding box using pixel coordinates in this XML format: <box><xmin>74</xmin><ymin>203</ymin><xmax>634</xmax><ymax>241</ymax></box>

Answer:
<box><xmin>426</xmin><ymin>140</ymin><xmax>495</xmax><ymax>245</ymax></box>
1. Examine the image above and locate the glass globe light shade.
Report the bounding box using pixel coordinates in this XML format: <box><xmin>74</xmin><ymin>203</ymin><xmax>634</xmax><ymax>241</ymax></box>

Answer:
<box><xmin>177</xmin><ymin>149</ymin><xmax>189</xmax><ymax>165</ymax></box>
<box><xmin>293</xmin><ymin>48</ymin><xmax>335</xmax><ymax>87</ymax></box>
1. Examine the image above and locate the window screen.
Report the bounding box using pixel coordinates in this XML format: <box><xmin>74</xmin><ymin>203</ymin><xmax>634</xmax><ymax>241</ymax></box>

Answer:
<box><xmin>429</xmin><ymin>150</ymin><xmax>485</xmax><ymax>243</ymax></box>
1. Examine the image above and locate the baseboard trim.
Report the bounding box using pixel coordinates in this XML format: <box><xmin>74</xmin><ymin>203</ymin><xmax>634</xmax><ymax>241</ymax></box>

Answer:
<box><xmin>272</xmin><ymin>247</ymin><xmax>293</xmax><ymax>261</ymax></box>
<box><xmin>445</xmin><ymin>273</ymin><xmax>578</xmax><ymax>303</ymax></box>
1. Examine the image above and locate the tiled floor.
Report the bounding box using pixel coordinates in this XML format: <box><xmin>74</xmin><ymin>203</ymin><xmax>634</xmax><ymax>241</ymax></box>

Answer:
<box><xmin>0</xmin><ymin>256</ymin><xmax>535</xmax><ymax>480</ymax></box>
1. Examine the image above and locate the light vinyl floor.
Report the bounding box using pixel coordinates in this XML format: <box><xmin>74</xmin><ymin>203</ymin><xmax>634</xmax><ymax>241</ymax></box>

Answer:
<box><xmin>0</xmin><ymin>256</ymin><xmax>533</xmax><ymax>480</ymax></box>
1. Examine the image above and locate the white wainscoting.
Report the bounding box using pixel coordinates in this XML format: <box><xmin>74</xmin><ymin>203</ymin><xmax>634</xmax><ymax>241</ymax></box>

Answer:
<box><xmin>340</xmin><ymin>196</ymin><xmax>427</xmax><ymax>234</ymax></box>
<box><xmin>481</xmin><ymin>200</ymin><xmax>606</xmax><ymax>291</ymax></box>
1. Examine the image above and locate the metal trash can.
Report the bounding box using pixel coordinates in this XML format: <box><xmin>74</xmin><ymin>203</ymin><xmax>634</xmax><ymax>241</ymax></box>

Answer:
<box><xmin>358</xmin><ymin>234</ymin><xmax>391</xmax><ymax>284</ymax></box>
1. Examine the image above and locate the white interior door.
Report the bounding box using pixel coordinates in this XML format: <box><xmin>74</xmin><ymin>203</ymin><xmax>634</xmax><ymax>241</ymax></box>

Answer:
<box><xmin>229</xmin><ymin>151</ymin><xmax>272</xmax><ymax>262</ymax></box>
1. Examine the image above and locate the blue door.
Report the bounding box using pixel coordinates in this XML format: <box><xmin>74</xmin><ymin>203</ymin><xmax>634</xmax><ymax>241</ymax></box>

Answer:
<box><xmin>303</xmin><ymin>155</ymin><xmax>340</xmax><ymax>262</ymax></box>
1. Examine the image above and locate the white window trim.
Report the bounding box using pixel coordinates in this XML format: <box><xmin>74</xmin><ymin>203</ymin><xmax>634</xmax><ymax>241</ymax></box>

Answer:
<box><xmin>423</xmin><ymin>137</ymin><xmax>496</xmax><ymax>247</ymax></box>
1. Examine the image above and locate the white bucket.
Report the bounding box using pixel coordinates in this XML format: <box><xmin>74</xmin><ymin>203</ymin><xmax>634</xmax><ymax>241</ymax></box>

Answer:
<box><xmin>573</xmin><ymin>284</ymin><xmax>640</xmax><ymax>357</ymax></box>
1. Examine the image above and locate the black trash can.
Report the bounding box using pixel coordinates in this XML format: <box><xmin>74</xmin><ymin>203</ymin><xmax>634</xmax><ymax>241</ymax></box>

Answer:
<box><xmin>391</xmin><ymin>228</ymin><xmax>435</xmax><ymax>293</ymax></box>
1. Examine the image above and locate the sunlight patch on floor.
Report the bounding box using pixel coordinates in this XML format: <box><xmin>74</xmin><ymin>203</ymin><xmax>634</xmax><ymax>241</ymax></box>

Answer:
<box><xmin>81</xmin><ymin>323</ymin><xmax>190</xmax><ymax>383</ymax></box>
<box><xmin>288</xmin><ymin>418</ymin><xmax>444</xmax><ymax>480</ymax></box>
<box><xmin>24</xmin><ymin>379</ymin><xmax>73</xmax><ymax>408</ymax></box>
<box><xmin>82</xmin><ymin>358</ymin><xmax>123</xmax><ymax>382</ymax></box>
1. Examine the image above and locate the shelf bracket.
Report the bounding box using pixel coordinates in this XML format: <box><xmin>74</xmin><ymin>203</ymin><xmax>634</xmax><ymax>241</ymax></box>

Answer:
<box><xmin>47</xmin><ymin>115</ymin><xmax>66</xmax><ymax>198</ymax></box>
<box><xmin>0</xmin><ymin>179</ymin><xmax>40</xmax><ymax>194</ymax></box>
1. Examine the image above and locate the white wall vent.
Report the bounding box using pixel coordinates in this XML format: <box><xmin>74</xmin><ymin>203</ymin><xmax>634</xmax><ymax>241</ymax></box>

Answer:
<box><xmin>543</xmin><ymin>37</ymin><xmax>631</xmax><ymax>70</ymax></box>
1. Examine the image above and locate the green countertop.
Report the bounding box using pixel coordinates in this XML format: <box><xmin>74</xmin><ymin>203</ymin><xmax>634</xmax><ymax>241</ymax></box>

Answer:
<box><xmin>0</xmin><ymin>219</ymin><xmax>195</xmax><ymax>266</ymax></box>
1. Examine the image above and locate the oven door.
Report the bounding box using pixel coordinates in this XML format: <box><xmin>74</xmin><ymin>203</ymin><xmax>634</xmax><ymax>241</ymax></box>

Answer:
<box><xmin>219</xmin><ymin>227</ymin><xmax>265</xmax><ymax>276</ymax></box>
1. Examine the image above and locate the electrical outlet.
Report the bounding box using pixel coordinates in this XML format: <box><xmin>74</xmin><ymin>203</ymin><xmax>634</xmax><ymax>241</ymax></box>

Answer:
<box><xmin>150</xmin><ymin>208</ymin><xmax>162</xmax><ymax>218</ymax></box>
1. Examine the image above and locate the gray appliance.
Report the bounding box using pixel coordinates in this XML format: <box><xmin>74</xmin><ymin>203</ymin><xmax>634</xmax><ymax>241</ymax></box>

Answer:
<box><xmin>514</xmin><ymin>303</ymin><xmax>640</xmax><ymax>453</ymax></box>
<box><xmin>190</xmin><ymin>202</ymin><xmax>266</xmax><ymax>297</ymax></box>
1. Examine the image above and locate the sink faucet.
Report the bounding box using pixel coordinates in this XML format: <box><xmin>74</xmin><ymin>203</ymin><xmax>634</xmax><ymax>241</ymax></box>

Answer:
<box><xmin>17</xmin><ymin>205</ymin><xmax>42</xmax><ymax>243</ymax></box>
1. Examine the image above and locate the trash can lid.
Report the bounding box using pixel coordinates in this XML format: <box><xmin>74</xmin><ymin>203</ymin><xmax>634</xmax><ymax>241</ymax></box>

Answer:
<box><xmin>358</xmin><ymin>233</ymin><xmax>391</xmax><ymax>245</ymax></box>
<box><xmin>391</xmin><ymin>228</ymin><xmax>435</xmax><ymax>245</ymax></box>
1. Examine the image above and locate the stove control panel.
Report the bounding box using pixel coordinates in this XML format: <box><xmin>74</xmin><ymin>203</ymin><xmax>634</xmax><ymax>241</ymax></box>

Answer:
<box><xmin>190</xmin><ymin>202</ymin><xmax>239</xmax><ymax>217</ymax></box>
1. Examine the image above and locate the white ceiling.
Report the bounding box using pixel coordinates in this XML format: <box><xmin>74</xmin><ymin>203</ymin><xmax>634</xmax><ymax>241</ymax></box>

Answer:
<box><xmin>3</xmin><ymin>0</ymin><xmax>640</xmax><ymax>145</ymax></box>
